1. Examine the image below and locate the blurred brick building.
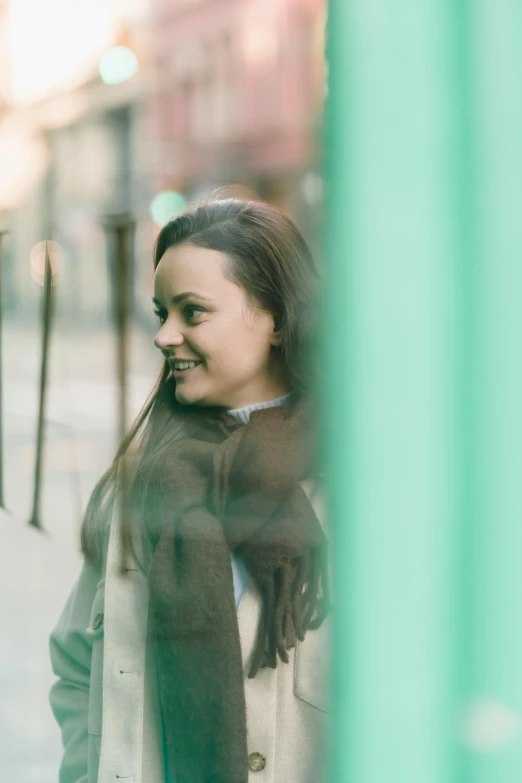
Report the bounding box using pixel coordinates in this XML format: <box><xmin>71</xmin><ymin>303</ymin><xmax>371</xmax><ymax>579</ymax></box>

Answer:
<box><xmin>148</xmin><ymin>0</ymin><xmax>325</xmax><ymax>245</ymax></box>
<box><xmin>0</xmin><ymin>0</ymin><xmax>326</xmax><ymax>320</ymax></box>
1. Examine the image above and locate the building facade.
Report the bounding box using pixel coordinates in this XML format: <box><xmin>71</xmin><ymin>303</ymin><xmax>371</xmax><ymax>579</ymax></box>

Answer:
<box><xmin>148</xmin><ymin>0</ymin><xmax>326</xmax><ymax>249</ymax></box>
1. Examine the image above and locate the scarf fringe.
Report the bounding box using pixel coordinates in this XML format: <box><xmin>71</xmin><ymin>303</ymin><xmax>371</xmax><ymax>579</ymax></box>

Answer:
<box><xmin>248</xmin><ymin>547</ymin><xmax>330</xmax><ymax>678</ymax></box>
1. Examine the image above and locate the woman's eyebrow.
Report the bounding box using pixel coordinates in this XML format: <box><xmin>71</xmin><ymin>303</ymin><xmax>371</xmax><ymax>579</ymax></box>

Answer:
<box><xmin>152</xmin><ymin>292</ymin><xmax>213</xmax><ymax>306</ymax></box>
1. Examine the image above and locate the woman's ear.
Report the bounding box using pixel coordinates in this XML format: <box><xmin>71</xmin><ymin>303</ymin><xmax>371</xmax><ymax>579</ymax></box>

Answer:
<box><xmin>270</xmin><ymin>325</ymin><xmax>284</xmax><ymax>347</ymax></box>
<box><xmin>268</xmin><ymin>311</ymin><xmax>284</xmax><ymax>346</ymax></box>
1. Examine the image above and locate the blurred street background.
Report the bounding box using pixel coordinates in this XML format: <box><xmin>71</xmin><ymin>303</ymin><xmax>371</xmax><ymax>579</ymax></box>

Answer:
<box><xmin>4</xmin><ymin>2</ymin><xmax>522</xmax><ymax>782</ymax></box>
<box><xmin>0</xmin><ymin>0</ymin><xmax>326</xmax><ymax>780</ymax></box>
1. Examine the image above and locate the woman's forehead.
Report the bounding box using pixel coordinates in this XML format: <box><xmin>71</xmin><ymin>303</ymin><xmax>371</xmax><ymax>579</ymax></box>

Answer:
<box><xmin>154</xmin><ymin>244</ymin><xmax>236</xmax><ymax>299</ymax></box>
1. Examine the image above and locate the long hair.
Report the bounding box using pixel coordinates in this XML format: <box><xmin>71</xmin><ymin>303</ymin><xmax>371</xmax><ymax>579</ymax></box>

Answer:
<box><xmin>81</xmin><ymin>197</ymin><xmax>323</xmax><ymax>568</ymax></box>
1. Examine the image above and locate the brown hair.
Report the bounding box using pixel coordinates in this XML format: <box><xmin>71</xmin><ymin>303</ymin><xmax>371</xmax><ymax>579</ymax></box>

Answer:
<box><xmin>81</xmin><ymin>197</ymin><xmax>323</xmax><ymax>567</ymax></box>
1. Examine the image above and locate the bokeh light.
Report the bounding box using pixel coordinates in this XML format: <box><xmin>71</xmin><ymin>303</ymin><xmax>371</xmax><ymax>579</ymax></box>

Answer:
<box><xmin>150</xmin><ymin>191</ymin><xmax>188</xmax><ymax>227</ymax></box>
<box><xmin>30</xmin><ymin>241</ymin><xmax>64</xmax><ymax>286</ymax></box>
<box><xmin>99</xmin><ymin>46</ymin><xmax>139</xmax><ymax>85</ymax></box>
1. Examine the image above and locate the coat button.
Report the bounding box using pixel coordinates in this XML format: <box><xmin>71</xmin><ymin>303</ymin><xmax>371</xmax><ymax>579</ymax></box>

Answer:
<box><xmin>248</xmin><ymin>752</ymin><xmax>266</xmax><ymax>772</ymax></box>
<box><xmin>92</xmin><ymin>613</ymin><xmax>104</xmax><ymax>631</ymax></box>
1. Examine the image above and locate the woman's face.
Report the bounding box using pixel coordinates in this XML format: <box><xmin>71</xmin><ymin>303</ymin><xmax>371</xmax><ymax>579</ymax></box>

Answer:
<box><xmin>153</xmin><ymin>243</ymin><xmax>290</xmax><ymax>409</ymax></box>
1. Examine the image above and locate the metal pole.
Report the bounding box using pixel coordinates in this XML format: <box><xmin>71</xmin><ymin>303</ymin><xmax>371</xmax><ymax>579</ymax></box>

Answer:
<box><xmin>104</xmin><ymin>214</ymin><xmax>135</xmax><ymax>574</ymax></box>
<box><xmin>29</xmin><ymin>241</ymin><xmax>54</xmax><ymax>529</ymax></box>
<box><xmin>116</xmin><ymin>222</ymin><xmax>129</xmax><ymax>444</ymax></box>
<box><xmin>0</xmin><ymin>230</ymin><xmax>7</xmax><ymax>510</ymax></box>
<box><xmin>104</xmin><ymin>215</ymin><xmax>135</xmax><ymax>445</ymax></box>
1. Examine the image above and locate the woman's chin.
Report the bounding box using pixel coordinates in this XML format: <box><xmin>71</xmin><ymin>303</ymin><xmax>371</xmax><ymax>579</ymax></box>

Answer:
<box><xmin>175</xmin><ymin>385</ymin><xmax>205</xmax><ymax>406</ymax></box>
<box><xmin>175</xmin><ymin>388</ymin><xmax>195</xmax><ymax>405</ymax></box>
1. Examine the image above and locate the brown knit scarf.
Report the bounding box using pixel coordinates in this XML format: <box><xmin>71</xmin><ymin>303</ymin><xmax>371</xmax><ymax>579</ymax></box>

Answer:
<box><xmin>146</xmin><ymin>394</ymin><xmax>329</xmax><ymax>783</ymax></box>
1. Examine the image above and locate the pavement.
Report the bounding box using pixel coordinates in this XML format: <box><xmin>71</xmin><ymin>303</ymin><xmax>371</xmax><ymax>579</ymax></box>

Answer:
<box><xmin>0</xmin><ymin>316</ymin><xmax>160</xmax><ymax>782</ymax></box>
<box><xmin>0</xmin><ymin>510</ymin><xmax>82</xmax><ymax>783</ymax></box>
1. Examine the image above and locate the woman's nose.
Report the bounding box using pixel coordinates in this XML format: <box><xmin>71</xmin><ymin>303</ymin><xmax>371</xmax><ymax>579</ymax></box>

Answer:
<box><xmin>154</xmin><ymin>322</ymin><xmax>184</xmax><ymax>353</ymax></box>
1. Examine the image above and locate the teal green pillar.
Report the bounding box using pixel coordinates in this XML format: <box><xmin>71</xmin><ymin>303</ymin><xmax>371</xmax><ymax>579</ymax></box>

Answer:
<box><xmin>323</xmin><ymin>2</ymin><xmax>522</xmax><ymax>782</ymax></box>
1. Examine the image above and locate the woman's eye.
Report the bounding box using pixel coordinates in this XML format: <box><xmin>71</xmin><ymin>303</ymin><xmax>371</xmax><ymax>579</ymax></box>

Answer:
<box><xmin>184</xmin><ymin>305</ymin><xmax>205</xmax><ymax>320</ymax></box>
<box><xmin>153</xmin><ymin>310</ymin><xmax>166</xmax><ymax>325</ymax></box>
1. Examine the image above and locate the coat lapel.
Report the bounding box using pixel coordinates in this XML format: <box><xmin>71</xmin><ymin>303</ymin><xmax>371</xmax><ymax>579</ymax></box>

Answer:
<box><xmin>99</xmin><ymin>457</ymin><xmax>163</xmax><ymax>783</ymax></box>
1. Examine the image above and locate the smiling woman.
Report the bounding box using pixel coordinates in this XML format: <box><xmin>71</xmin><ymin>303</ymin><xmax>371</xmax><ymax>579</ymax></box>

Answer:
<box><xmin>152</xmin><ymin>243</ymin><xmax>290</xmax><ymax>409</ymax></box>
<box><xmin>49</xmin><ymin>198</ymin><xmax>330</xmax><ymax>783</ymax></box>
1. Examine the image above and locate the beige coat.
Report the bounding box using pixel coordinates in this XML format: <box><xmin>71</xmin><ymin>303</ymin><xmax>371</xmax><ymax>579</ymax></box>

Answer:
<box><xmin>49</xmin><ymin>459</ymin><xmax>331</xmax><ymax>783</ymax></box>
